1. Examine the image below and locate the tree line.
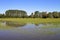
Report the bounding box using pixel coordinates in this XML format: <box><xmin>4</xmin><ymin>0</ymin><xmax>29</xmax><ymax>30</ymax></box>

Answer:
<box><xmin>0</xmin><ymin>10</ymin><xmax>60</xmax><ymax>18</ymax></box>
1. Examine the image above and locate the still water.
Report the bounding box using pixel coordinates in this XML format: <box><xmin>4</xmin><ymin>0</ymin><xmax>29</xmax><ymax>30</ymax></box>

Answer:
<box><xmin>0</xmin><ymin>21</ymin><xmax>60</xmax><ymax>40</ymax></box>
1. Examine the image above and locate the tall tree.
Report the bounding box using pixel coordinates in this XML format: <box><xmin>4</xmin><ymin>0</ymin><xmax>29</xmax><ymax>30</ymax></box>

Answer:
<box><xmin>39</xmin><ymin>12</ymin><xmax>42</xmax><ymax>18</ymax></box>
<box><xmin>59</xmin><ymin>12</ymin><xmax>60</xmax><ymax>18</ymax></box>
<box><xmin>34</xmin><ymin>11</ymin><xmax>40</xmax><ymax>18</ymax></box>
<box><xmin>41</xmin><ymin>12</ymin><xmax>47</xmax><ymax>18</ymax></box>
<box><xmin>52</xmin><ymin>11</ymin><xmax>59</xmax><ymax>18</ymax></box>
<box><xmin>5</xmin><ymin>10</ymin><xmax>27</xmax><ymax>18</ymax></box>
<box><xmin>47</xmin><ymin>12</ymin><xmax>53</xmax><ymax>18</ymax></box>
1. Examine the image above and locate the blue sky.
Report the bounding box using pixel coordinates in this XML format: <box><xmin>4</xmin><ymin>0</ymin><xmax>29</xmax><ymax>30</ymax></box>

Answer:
<box><xmin>0</xmin><ymin>0</ymin><xmax>60</xmax><ymax>15</ymax></box>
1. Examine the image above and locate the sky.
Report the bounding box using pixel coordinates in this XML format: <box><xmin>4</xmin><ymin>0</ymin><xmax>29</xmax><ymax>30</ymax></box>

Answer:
<box><xmin>0</xmin><ymin>0</ymin><xmax>60</xmax><ymax>15</ymax></box>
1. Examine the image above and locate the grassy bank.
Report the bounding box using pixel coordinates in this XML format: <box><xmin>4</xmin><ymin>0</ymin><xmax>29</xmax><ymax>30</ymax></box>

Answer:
<box><xmin>0</xmin><ymin>18</ymin><xmax>60</xmax><ymax>24</ymax></box>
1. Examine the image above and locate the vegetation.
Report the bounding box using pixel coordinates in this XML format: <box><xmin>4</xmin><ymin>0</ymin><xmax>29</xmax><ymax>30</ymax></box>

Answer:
<box><xmin>0</xmin><ymin>18</ymin><xmax>60</xmax><ymax>30</ymax></box>
<box><xmin>0</xmin><ymin>10</ymin><xmax>60</xmax><ymax>18</ymax></box>
<box><xmin>5</xmin><ymin>10</ymin><xmax>27</xmax><ymax>18</ymax></box>
<box><xmin>0</xmin><ymin>10</ymin><xmax>60</xmax><ymax>24</ymax></box>
<box><xmin>0</xmin><ymin>18</ymin><xmax>60</xmax><ymax>24</ymax></box>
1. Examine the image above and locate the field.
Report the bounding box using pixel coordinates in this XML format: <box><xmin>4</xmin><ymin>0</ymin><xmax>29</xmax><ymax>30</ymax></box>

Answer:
<box><xmin>0</xmin><ymin>18</ymin><xmax>60</xmax><ymax>24</ymax></box>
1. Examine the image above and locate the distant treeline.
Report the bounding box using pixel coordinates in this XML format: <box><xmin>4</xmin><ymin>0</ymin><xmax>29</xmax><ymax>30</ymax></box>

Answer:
<box><xmin>0</xmin><ymin>10</ymin><xmax>60</xmax><ymax>18</ymax></box>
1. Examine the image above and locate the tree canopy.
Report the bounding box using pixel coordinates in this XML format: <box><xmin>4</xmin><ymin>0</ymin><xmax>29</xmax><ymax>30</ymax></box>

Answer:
<box><xmin>0</xmin><ymin>10</ymin><xmax>60</xmax><ymax>18</ymax></box>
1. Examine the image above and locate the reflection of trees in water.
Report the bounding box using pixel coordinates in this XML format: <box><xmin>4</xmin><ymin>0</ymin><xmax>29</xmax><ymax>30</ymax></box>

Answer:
<box><xmin>35</xmin><ymin>24</ymin><xmax>39</xmax><ymax>26</ymax></box>
<box><xmin>6</xmin><ymin>21</ymin><xmax>26</xmax><ymax>27</ymax></box>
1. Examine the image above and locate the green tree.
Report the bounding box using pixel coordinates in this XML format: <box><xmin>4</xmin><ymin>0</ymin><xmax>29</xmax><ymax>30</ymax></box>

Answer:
<box><xmin>29</xmin><ymin>13</ymin><xmax>34</xmax><ymax>18</ymax></box>
<box><xmin>41</xmin><ymin>12</ymin><xmax>47</xmax><ymax>18</ymax></box>
<box><xmin>0</xmin><ymin>14</ymin><xmax>3</xmax><ymax>18</ymax></box>
<box><xmin>34</xmin><ymin>11</ymin><xmax>40</xmax><ymax>18</ymax></box>
<box><xmin>5</xmin><ymin>10</ymin><xmax>27</xmax><ymax>18</ymax></box>
<box><xmin>47</xmin><ymin>12</ymin><xmax>53</xmax><ymax>18</ymax></box>
<box><xmin>59</xmin><ymin>12</ymin><xmax>60</xmax><ymax>18</ymax></box>
<box><xmin>39</xmin><ymin>12</ymin><xmax>42</xmax><ymax>18</ymax></box>
<box><xmin>0</xmin><ymin>14</ymin><xmax>5</xmax><ymax>18</ymax></box>
<box><xmin>52</xmin><ymin>11</ymin><xmax>59</xmax><ymax>18</ymax></box>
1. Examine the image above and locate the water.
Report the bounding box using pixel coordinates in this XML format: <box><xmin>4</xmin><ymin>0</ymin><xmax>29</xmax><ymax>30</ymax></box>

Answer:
<box><xmin>0</xmin><ymin>21</ymin><xmax>60</xmax><ymax>40</ymax></box>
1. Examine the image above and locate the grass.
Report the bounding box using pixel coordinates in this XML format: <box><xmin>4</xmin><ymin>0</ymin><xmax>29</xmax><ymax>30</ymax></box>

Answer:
<box><xmin>0</xmin><ymin>18</ymin><xmax>60</xmax><ymax>24</ymax></box>
<box><xmin>0</xmin><ymin>18</ymin><xmax>60</xmax><ymax>31</ymax></box>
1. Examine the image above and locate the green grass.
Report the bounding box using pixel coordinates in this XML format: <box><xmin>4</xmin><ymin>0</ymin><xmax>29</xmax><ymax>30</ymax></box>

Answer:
<box><xmin>0</xmin><ymin>18</ymin><xmax>60</xmax><ymax>30</ymax></box>
<box><xmin>0</xmin><ymin>18</ymin><xmax>60</xmax><ymax>24</ymax></box>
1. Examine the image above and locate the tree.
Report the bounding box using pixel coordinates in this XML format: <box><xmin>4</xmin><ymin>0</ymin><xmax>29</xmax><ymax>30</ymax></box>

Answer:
<box><xmin>39</xmin><ymin>12</ymin><xmax>42</xmax><ymax>18</ymax></box>
<box><xmin>59</xmin><ymin>12</ymin><xmax>60</xmax><ymax>18</ymax></box>
<box><xmin>34</xmin><ymin>11</ymin><xmax>40</xmax><ymax>18</ymax></box>
<box><xmin>0</xmin><ymin>14</ymin><xmax>5</xmax><ymax>18</ymax></box>
<box><xmin>52</xmin><ymin>11</ymin><xmax>59</xmax><ymax>18</ymax></box>
<box><xmin>29</xmin><ymin>13</ymin><xmax>34</xmax><ymax>18</ymax></box>
<box><xmin>41</xmin><ymin>12</ymin><xmax>47</xmax><ymax>18</ymax></box>
<box><xmin>0</xmin><ymin>14</ymin><xmax>2</xmax><ymax>18</ymax></box>
<box><xmin>5</xmin><ymin>10</ymin><xmax>27</xmax><ymax>18</ymax></box>
<box><xmin>47</xmin><ymin>12</ymin><xmax>53</xmax><ymax>18</ymax></box>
